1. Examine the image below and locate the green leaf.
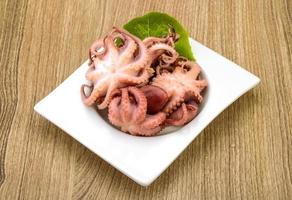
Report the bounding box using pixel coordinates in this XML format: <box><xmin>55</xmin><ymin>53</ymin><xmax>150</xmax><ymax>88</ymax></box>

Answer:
<box><xmin>114</xmin><ymin>37</ymin><xmax>124</xmax><ymax>47</ymax></box>
<box><xmin>123</xmin><ymin>12</ymin><xmax>195</xmax><ymax>60</ymax></box>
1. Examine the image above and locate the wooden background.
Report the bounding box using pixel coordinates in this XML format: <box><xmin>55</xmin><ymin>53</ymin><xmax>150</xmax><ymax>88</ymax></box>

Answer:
<box><xmin>0</xmin><ymin>0</ymin><xmax>291</xmax><ymax>199</ymax></box>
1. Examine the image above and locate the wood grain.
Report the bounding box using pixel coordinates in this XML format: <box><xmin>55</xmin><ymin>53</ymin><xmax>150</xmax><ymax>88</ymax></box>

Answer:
<box><xmin>0</xmin><ymin>0</ymin><xmax>291</xmax><ymax>199</ymax></box>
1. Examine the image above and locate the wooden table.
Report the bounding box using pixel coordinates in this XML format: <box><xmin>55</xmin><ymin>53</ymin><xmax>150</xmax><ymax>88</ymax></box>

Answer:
<box><xmin>1</xmin><ymin>0</ymin><xmax>291</xmax><ymax>199</ymax></box>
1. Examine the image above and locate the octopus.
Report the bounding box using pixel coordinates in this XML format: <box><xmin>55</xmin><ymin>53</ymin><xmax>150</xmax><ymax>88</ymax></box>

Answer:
<box><xmin>81</xmin><ymin>27</ymin><xmax>153</xmax><ymax>109</ymax></box>
<box><xmin>143</xmin><ymin>26</ymin><xmax>179</xmax><ymax>70</ymax></box>
<box><xmin>165</xmin><ymin>100</ymin><xmax>199</xmax><ymax>126</ymax></box>
<box><xmin>151</xmin><ymin>59</ymin><xmax>207</xmax><ymax>126</ymax></box>
<box><xmin>108</xmin><ymin>87</ymin><xmax>166</xmax><ymax>136</ymax></box>
<box><xmin>81</xmin><ymin>26</ymin><xmax>207</xmax><ymax>136</ymax></box>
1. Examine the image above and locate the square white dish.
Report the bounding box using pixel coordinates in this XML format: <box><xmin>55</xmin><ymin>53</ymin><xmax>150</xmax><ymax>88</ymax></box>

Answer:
<box><xmin>34</xmin><ymin>38</ymin><xmax>260</xmax><ymax>186</ymax></box>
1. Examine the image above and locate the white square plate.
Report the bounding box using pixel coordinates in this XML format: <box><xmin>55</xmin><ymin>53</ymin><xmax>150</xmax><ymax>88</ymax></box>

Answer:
<box><xmin>34</xmin><ymin>38</ymin><xmax>260</xmax><ymax>186</ymax></box>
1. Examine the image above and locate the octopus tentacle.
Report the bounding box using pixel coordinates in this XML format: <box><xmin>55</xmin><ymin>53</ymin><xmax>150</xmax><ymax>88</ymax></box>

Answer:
<box><xmin>118</xmin><ymin>54</ymin><xmax>149</xmax><ymax>74</ymax></box>
<box><xmin>118</xmin><ymin>41</ymin><xmax>137</xmax><ymax>66</ymax></box>
<box><xmin>117</xmin><ymin>62</ymin><xmax>144</xmax><ymax>75</ymax></box>
<box><xmin>103</xmin><ymin>35</ymin><xmax>119</xmax><ymax>59</ymax></box>
<box><xmin>113</xmin><ymin>30</ymin><xmax>150</xmax><ymax>73</ymax></box>
<box><xmin>119</xmin><ymin>63</ymin><xmax>154</xmax><ymax>78</ymax></box>
<box><xmin>128</xmin><ymin>87</ymin><xmax>147</xmax><ymax>123</ymax></box>
<box><xmin>108</xmin><ymin>97</ymin><xmax>123</xmax><ymax>127</ymax></box>
<box><xmin>143</xmin><ymin>37</ymin><xmax>169</xmax><ymax>47</ymax></box>
<box><xmin>160</xmin><ymin>53</ymin><xmax>177</xmax><ymax>65</ymax></box>
<box><xmin>86</xmin><ymin>69</ymin><xmax>103</xmax><ymax>82</ymax></box>
<box><xmin>154</xmin><ymin>53</ymin><xmax>177</xmax><ymax>75</ymax></box>
<box><xmin>166</xmin><ymin>101</ymin><xmax>199</xmax><ymax>126</ymax></box>
<box><xmin>185</xmin><ymin>63</ymin><xmax>201</xmax><ymax>79</ymax></box>
<box><xmin>141</xmin><ymin>112</ymin><xmax>166</xmax><ymax>129</ymax></box>
<box><xmin>143</xmin><ymin>27</ymin><xmax>178</xmax><ymax>48</ymax></box>
<box><xmin>163</xmin><ymin>94</ymin><xmax>185</xmax><ymax>115</ymax></box>
<box><xmin>194</xmin><ymin>79</ymin><xmax>208</xmax><ymax>91</ymax></box>
<box><xmin>97</xmin><ymin>82</ymin><xmax>117</xmax><ymax>109</ymax></box>
<box><xmin>113</xmin><ymin>27</ymin><xmax>148</xmax><ymax>65</ymax></box>
<box><xmin>156</xmin><ymin>65</ymin><xmax>174</xmax><ymax>75</ymax></box>
<box><xmin>188</xmin><ymin>89</ymin><xmax>203</xmax><ymax>103</ymax></box>
<box><xmin>185</xmin><ymin>101</ymin><xmax>199</xmax><ymax>121</ymax></box>
<box><xmin>115</xmin><ymin>32</ymin><xmax>137</xmax><ymax>66</ymax></box>
<box><xmin>118</xmin><ymin>68</ymin><xmax>152</xmax><ymax>85</ymax></box>
<box><xmin>120</xmin><ymin>88</ymin><xmax>133</xmax><ymax>122</ymax></box>
<box><xmin>148</xmin><ymin>43</ymin><xmax>178</xmax><ymax>61</ymax></box>
<box><xmin>132</xmin><ymin>126</ymin><xmax>162</xmax><ymax>136</ymax></box>
<box><xmin>85</xmin><ymin>67</ymin><xmax>94</xmax><ymax>80</ymax></box>
<box><xmin>81</xmin><ymin>84</ymin><xmax>102</xmax><ymax>106</ymax></box>
<box><xmin>89</xmin><ymin>39</ymin><xmax>106</xmax><ymax>63</ymax></box>
<box><xmin>165</xmin><ymin>103</ymin><xmax>188</xmax><ymax>126</ymax></box>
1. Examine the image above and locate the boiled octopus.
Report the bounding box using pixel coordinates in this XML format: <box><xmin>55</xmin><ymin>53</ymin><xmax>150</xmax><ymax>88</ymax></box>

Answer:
<box><xmin>81</xmin><ymin>27</ymin><xmax>153</xmax><ymax>109</ymax></box>
<box><xmin>81</xmin><ymin>27</ymin><xmax>207</xmax><ymax>136</ymax></box>
<box><xmin>143</xmin><ymin>26</ymin><xmax>179</xmax><ymax>70</ymax></box>
<box><xmin>108</xmin><ymin>87</ymin><xmax>166</xmax><ymax>136</ymax></box>
<box><xmin>151</xmin><ymin>60</ymin><xmax>207</xmax><ymax>115</ymax></box>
